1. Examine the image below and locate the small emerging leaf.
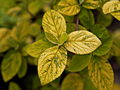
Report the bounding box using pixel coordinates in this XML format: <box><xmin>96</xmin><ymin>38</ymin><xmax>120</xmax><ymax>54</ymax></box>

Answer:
<box><xmin>38</xmin><ymin>46</ymin><xmax>67</xmax><ymax>85</ymax></box>
<box><xmin>26</xmin><ymin>39</ymin><xmax>54</xmax><ymax>58</ymax></box>
<box><xmin>64</xmin><ymin>30</ymin><xmax>101</xmax><ymax>54</ymax></box>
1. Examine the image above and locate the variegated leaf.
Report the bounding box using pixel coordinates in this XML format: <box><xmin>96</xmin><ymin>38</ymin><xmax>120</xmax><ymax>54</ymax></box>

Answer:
<box><xmin>64</xmin><ymin>30</ymin><xmax>101</xmax><ymax>54</ymax></box>
<box><xmin>0</xmin><ymin>28</ymin><xmax>10</xmax><ymax>53</ymax></box>
<box><xmin>38</xmin><ymin>46</ymin><xmax>67</xmax><ymax>85</ymax></box>
<box><xmin>102</xmin><ymin>0</ymin><xmax>120</xmax><ymax>14</ymax></box>
<box><xmin>82</xmin><ymin>0</ymin><xmax>100</xmax><ymax>9</ymax></box>
<box><xmin>88</xmin><ymin>56</ymin><xmax>114</xmax><ymax>90</ymax></box>
<box><xmin>111</xmin><ymin>11</ymin><xmax>120</xmax><ymax>21</ymax></box>
<box><xmin>25</xmin><ymin>39</ymin><xmax>53</xmax><ymax>58</ymax></box>
<box><xmin>42</xmin><ymin>10</ymin><xmax>66</xmax><ymax>44</ymax></box>
<box><xmin>57</xmin><ymin>0</ymin><xmax>80</xmax><ymax>16</ymax></box>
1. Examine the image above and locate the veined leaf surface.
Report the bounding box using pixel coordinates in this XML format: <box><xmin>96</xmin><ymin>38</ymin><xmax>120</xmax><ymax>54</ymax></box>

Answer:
<box><xmin>111</xmin><ymin>11</ymin><xmax>120</xmax><ymax>21</ymax></box>
<box><xmin>82</xmin><ymin>0</ymin><xmax>100</xmax><ymax>9</ymax></box>
<box><xmin>42</xmin><ymin>10</ymin><xmax>66</xmax><ymax>44</ymax></box>
<box><xmin>38</xmin><ymin>46</ymin><xmax>67</xmax><ymax>85</ymax></box>
<box><xmin>102</xmin><ymin>1</ymin><xmax>120</xmax><ymax>14</ymax></box>
<box><xmin>57</xmin><ymin>0</ymin><xmax>80</xmax><ymax>16</ymax></box>
<box><xmin>88</xmin><ymin>56</ymin><xmax>114</xmax><ymax>90</ymax></box>
<box><xmin>26</xmin><ymin>39</ymin><xmax>53</xmax><ymax>58</ymax></box>
<box><xmin>64</xmin><ymin>30</ymin><xmax>101</xmax><ymax>54</ymax></box>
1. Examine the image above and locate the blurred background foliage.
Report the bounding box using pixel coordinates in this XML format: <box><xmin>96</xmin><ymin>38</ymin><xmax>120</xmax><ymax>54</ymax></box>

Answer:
<box><xmin>0</xmin><ymin>0</ymin><xmax>120</xmax><ymax>90</ymax></box>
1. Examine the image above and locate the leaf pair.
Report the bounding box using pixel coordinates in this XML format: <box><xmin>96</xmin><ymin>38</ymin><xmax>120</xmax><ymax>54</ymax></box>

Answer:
<box><xmin>26</xmin><ymin>9</ymin><xmax>101</xmax><ymax>85</ymax></box>
<box><xmin>102</xmin><ymin>0</ymin><xmax>120</xmax><ymax>21</ymax></box>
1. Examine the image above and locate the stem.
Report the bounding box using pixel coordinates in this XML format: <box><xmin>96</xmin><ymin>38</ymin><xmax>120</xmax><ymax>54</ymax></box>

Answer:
<box><xmin>75</xmin><ymin>15</ymin><xmax>79</xmax><ymax>31</ymax></box>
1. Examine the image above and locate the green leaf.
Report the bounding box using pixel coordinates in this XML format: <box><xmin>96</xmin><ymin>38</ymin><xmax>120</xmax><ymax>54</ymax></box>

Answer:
<box><xmin>38</xmin><ymin>46</ymin><xmax>67</xmax><ymax>85</ymax></box>
<box><xmin>27</xmin><ymin>57</ymin><xmax>38</xmax><ymax>66</ymax></box>
<box><xmin>97</xmin><ymin>11</ymin><xmax>113</xmax><ymax>27</ymax></box>
<box><xmin>1</xmin><ymin>51</ymin><xmax>22</xmax><ymax>82</ymax></box>
<box><xmin>23</xmin><ymin>74</ymin><xmax>41</xmax><ymax>90</ymax></box>
<box><xmin>64</xmin><ymin>30</ymin><xmax>101</xmax><ymax>54</ymax></box>
<box><xmin>26</xmin><ymin>39</ymin><xmax>54</xmax><ymax>58</ymax></box>
<box><xmin>88</xmin><ymin>56</ymin><xmax>114</xmax><ymax>90</ymax></box>
<box><xmin>67</xmin><ymin>54</ymin><xmax>91</xmax><ymax>72</ymax></box>
<box><xmin>0</xmin><ymin>12</ymin><xmax>17</xmax><ymax>28</ymax></box>
<box><xmin>66</xmin><ymin>23</ymin><xmax>86</xmax><ymax>34</ymax></box>
<box><xmin>61</xmin><ymin>73</ymin><xmax>84</xmax><ymax>90</ymax></box>
<box><xmin>29</xmin><ymin>23</ymin><xmax>41</xmax><ymax>37</ymax></box>
<box><xmin>84</xmin><ymin>78</ymin><xmax>98</xmax><ymax>90</ymax></box>
<box><xmin>0</xmin><ymin>0</ymin><xmax>16</xmax><ymax>12</ymax></box>
<box><xmin>42</xmin><ymin>10</ymin><xmax>66</xmax><ymax>44</ymax></box>
<box><xmin>9</xmin><ymin>82</ymin><xmax>21</xmax><ymax>90</ymax></box>
<box><xmin>79</xmin><ymin>8</ymin><xmax>95</xmax><ymax>29</ymax></box>
<box><xmin>82</xmin><ymin>0</ymin><xmax>100</xmax><ymax>9</ymax></box>
<box><xmin>17</xmin><ymin>58</ymin><xmax>27</xmax><ymax>78</ymax></box>
<box><xmin>56</xmin><ymin>0</ymin><xmax>80</xmax><ymax>16</ymax></box>
<box><xmin>90</xmin><ymin>24</ymin><xmax>113</xmax><ymax>56</ymax></box>
<box><xmin>64</xmin><ymin>15</ymin><xmax>74</xmax><ymax>23</ymax></box>
<box><xmin>28</xmin><ymin>0</ymin><xmax>42</xmax><ymax>15</ymax></box>
<box><xmin>0</xmin><ymin>28</ymin><xmax>10</xmax><ymax>53</ymax></box>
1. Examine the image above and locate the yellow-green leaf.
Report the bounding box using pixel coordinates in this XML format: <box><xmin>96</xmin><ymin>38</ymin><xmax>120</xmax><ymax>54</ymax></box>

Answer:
<box><xmin>0</xmin><ymin>28</ymin><xmax>10</xmax><ymax>53</ymax></box>
<box><xmin>102</xmin><ymin>1</ymin><xmax>120</xmax><ymax>14</ymax></box>
<box><xmin>61</xmin><ymin>73</ymin><xmax>84</xmax><ymax>90</ymax></box>
<box><xmin>82</xmin><ymin>0</ymin><xmax>100</xmax><ymax>9</ymax></box>
<box><xmin>64</xmin><ymin>30</ymin><xmax>101</xmax><ymax>54</ymax></box>
<box><xmin>57</xmin><ymin>0</ymin><xmax>80</xmax><ymax>16</ymax></box>
<box><xmin>42</xmin><ymin>10</ymin><xmax>66</xmax><ymax>44</ymax></box>
<box><xmin>113</xmin><ymin>84</ymin><xmax>120</xmax><ymax>90</ymax></box>
<box><xmin>1</xmin><ymin>51</ymin><xmax>22</xmax><ymax>82</ymax></box>
<box><xmin>38</xmin><ymin>46</ymin><xmax>67</xmax><ymax>85</ymax></box>
<box><xmin>88</xmin><ymin>56</ymin><xmax>114</xmax><ymax>90</ymax></box>
<box><xmin>26</xmin><ymin>39</ymin><xmax>54</xmax><ymax>58</ymax></box>
<box><xmin>111</xmin><ymin>11</ymin><xmax>120</xmax><ymax>21</ymax></box>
